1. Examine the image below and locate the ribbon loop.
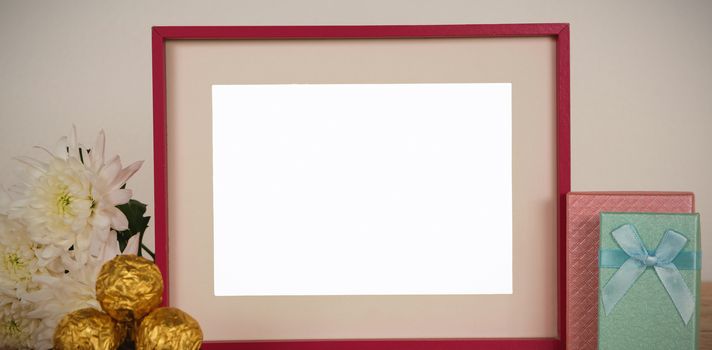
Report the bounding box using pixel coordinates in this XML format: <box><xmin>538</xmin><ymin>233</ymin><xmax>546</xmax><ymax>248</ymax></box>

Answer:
<box><xmin>601</xmin><ymin>224</ymin><xmax>696</xmax><ymax>325</ymax></box>
<box><xmin>611</xmin><ymin>224</ymin><xmax>648</xmax><ymax>260</ymax></box>
<box><xmin>654</xmin><ymin>230</ymin><xmax>688</xmax><ymax>264</ymax></box>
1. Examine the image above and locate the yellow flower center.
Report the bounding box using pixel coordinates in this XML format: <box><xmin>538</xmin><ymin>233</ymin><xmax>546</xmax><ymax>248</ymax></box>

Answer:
<box><xmin>56</xmin><ymin>190</ymin><xmax>72</xmax><ymax>215</ymax></box>
<box><xmin>3</xmin><ymin>319</ymin><xmax>21</xmax><ymax>337</ymax></box>
<box><xmin>4</xmin><ymin>253</ymin><xmax>28</xmax><ymax>280</ymax></box>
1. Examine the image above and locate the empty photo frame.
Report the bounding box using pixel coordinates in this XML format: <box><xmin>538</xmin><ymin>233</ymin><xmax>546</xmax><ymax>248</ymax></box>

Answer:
<box><xmin>152</xmin><ymin>24</ymin><xmax>571</xmax><ymax>349</ymax></box>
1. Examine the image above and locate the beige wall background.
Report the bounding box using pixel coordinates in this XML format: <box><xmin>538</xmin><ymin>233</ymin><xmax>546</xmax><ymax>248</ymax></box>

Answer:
<box><xmin>0</xmin><ymin>0</ymin><xmax>710</xmax><ymax>281</ymax></box>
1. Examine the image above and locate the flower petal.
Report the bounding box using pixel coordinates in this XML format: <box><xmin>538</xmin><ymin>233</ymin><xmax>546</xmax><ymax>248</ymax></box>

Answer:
<box><xmin>96</xmin><ymin>226</ymin><xmax>111</xmax><ymax>241</ymax></box>
<box><xmin>52</xmin><ymin>136</ymin><xmax>69</xmax><ymax>159</ymax></box>
<box><xmin>89</xmin><ymin>228</ymin><xmax>112</xmax><ymax>257</ymax></box>
<box><xmin>109</xmin><ymin>206</ymin><xmax>129</xmax><ymax>231</ymax></box>
<box><xmin>90</xmin><ymin>236</ymin><xmax>104</xmax><ymax>257</ymax></box>
<box><xmin>14</xmin><ymin>156</ymin><xmax>48</xmax><ymax>172</ymax></box>
<box><xmin>67</xmin><ymin>125</ymin><xmax>79</xmax><ymax>159</ymax></box>
<box><xmin>91</xmin><ymin>211</ymin><xmax>111</xmax><ymax>229</ymax></box>
<box><xmin>123</xmin><ymin>234</ymin><xmax>140</xmax><ymax>255</ymax></box>
<box><xmin>108</xmin><ymin>160</ymin><xmax>143</xmax><ymax>190</ymax></box>
<box><xmin>100</xmin><ymin>156</ymin><xmax>122</xmax><ymax>185</ymax></box>
<box><xmin>34</xmin><ymin>145</ymin><xmax>59</xmax><ymax>159</ymax></box>
<box><xmin>88</xmin><ymin>129</ymin><xmax>106</xmax><ymax>171</ymax></box>
<box><xmin>98</xmin><ymin>234</ymin><xmax>122</xmax><ymax>262</ymax></box>
<box><xmin>107</xmin><ymin>188</ymin><xmax>132</xmax><ymax>206</ymax></box>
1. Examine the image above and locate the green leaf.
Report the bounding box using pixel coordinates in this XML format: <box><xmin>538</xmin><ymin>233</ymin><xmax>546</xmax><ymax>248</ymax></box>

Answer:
<box><xmin>115</xmin><ymin>199</ymin><xmax>151</xmax><ymax>255</ymax></box>
<box><xmin>117</xmin><ymin>199</ymin><xmax>148</xmax><ymax>232</ymax></box>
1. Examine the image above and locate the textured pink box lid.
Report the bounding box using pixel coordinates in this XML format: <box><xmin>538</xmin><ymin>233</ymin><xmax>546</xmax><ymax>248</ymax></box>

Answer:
<box><xmin>565</xmin><ymin>192</ymin><xmax>694</xmax><ymax>350</ymax></box>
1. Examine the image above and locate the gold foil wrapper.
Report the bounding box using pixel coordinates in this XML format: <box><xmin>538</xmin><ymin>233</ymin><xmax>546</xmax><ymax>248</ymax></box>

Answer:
<box><xmin>96</xmin><ymin>254</ymin><xmax>163</xmax><ymax>322</ymax></box>
<box><xmin>136</xmin><ymin>307</ymin><xmax>203</xmax><ymax>350</ymax></box>
<box><xmin>53</xmin><ymin>307</ymin><xmax>126</xmax><ymax>350</ymax></box>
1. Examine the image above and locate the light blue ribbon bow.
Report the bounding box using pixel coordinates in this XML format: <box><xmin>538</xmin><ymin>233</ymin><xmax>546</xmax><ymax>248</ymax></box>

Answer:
<box><xmin>600</xmin><ymin>224</ymin><xmax>696</xmax><ymax>325</ymax></box>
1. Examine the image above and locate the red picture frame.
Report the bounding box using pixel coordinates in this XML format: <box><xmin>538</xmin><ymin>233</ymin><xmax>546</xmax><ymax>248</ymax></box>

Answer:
<box><xmin>151</xmin><ymin>24</ymin><xmax>571</xmax><ymax>350</ymax></box>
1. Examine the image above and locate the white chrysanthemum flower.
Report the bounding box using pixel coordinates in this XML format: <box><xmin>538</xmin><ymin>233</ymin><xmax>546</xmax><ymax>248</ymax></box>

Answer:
<box><xmin>0</xmin><ymin>196</ymin><xmax>44</xmax><ymax>349</ymax></box>
<box><xmin>0</xmin><ymin>127</ymin><xmax>145</xmax><ymax>349</ymax></box>
<box><xmin>0</xmin><ymin>214</ymin><xmax>41</xmax><ymax>298</ymax></box>
<box><xmin>22</xmin><ymin>257</ymin><xmax>103</xmax><ymax>350</ymax></box>
<box><xmin>11</xmin><ymin>127</ymin><xmax>142</xmax><ymax>269</ymax></box>
<box><xmin>12</xmin><ymin>157</ymin><xmax>95</xmax><ymax>270</ymax></box>
<box><xmin>0</xmin><ymin>301</ymin><xmax>39</xmax><ymax>350</ymax></box>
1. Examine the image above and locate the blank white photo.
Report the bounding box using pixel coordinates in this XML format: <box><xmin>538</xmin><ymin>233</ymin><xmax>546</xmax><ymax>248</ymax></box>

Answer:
<box><xmin>212</xmin><ymin>83</ymin><xmax>512</xmax><ymax>296</ymax></box>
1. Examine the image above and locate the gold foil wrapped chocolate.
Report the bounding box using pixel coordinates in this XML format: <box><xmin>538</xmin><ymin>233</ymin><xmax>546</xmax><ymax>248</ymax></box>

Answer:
<box><xmin>53</xmin><ymin>307</ymin><xmax>125</xmax><ymax>350</ymax></box>
<box><xmin>96</xmin><ymin>255</ymin><xmax>163</xmax><ymax>322</ymax></box>
<box><xmin>136</xmin><ymin>307</ymin><xmax>203</xmax><ymax>350</ymax></box>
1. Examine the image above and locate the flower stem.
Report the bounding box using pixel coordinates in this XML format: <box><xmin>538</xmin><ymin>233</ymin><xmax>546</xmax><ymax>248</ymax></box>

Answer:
<box><xmin>141</xmin><ymin>243</ymin><xmax>155</xmax><ymax>259</ymax></box>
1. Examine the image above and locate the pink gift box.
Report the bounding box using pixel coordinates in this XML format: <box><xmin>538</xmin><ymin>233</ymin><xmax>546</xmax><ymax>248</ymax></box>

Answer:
<box><xmin>565</xmin><ymin>192</ymin><xmax>694</xmax><ymax>350</ymax></box>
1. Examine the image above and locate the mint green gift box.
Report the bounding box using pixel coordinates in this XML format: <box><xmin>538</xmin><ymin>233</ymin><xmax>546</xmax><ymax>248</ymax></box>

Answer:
<box><xmin>599</xmin><ymin>212</ymin><xmax>700</xmax><ymax>350</ymax></box>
